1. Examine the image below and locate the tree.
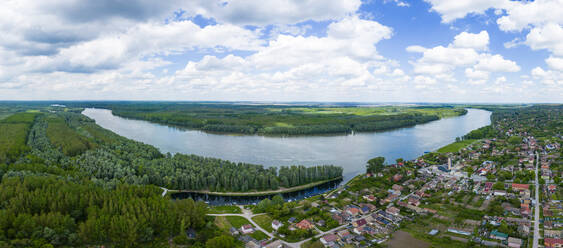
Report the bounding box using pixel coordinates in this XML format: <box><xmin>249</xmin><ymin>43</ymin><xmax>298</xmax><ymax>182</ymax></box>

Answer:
<box><xmin>367</xmin><ymin>157</ymin><xmax>385</xmax><ymax>174</ymax></box>
<box><xmin>205</xmin><ymin>235</ymin><xmax>234</xmax><ymax>248</ymax></box>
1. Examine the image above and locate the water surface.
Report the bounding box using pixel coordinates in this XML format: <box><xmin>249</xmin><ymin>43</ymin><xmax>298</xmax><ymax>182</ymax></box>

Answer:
<box><xmin>83</xmin><ymin>108</ymin><xmax>491</xmax><ymax>181</ymax></box>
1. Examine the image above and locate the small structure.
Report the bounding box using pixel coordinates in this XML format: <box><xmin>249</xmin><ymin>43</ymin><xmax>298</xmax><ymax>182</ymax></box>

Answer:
<box><xmin>241</xmin><ymin>224</ymin><xmax>255</xmax><ymax>234</ymax></box>
<box><xmin>428</xmin><ymin>229</ymin><xmax>439</xmax><ymax>236</ymax></box>
<box><xmin>447</xmin><ymin>228</ymin><xmax>471</xmax><ymax>236</ymax></box>
<box><xmin>320</xmin><ymin>234</ymin><xmax>339</xmax><ymax>246</ymax></box>
<box><xmin>545</xmin><ymin>238</ymin><xmax>563</xmax><ymax>248</ymax></box>
<box><xmin>508</xmin><ymin>237</ymin><xmax>522</xmax><ymax>248</ymax></box>
<box><xmin>272</xmin><ymin>220</ymin><xmax>283</xmax><ymax>231</ymax></box>
<box><xmin>386</xmin><ymin>206</ymin><xmax>400</xmax><ymax>216</ymax></box>
<box><xmin>490</xmin><ymin>230</ymin><xmax>508</xmax><ymax>241</ymax></box>
<box><xmin>295</xmin><ymin>219</ymin><xmax>314</xmax><ymax>230</ymax></box>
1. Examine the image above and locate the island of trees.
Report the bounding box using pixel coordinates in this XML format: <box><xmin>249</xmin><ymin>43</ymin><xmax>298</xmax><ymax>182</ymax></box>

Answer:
<box><xmin>78</xmin><ymin>102</ymin><xmax>468</xmax><ymax>135</ymax></box>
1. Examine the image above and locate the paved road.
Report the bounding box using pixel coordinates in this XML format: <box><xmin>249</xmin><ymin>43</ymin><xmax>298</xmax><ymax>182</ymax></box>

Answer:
<box><xmin>533</xmin><ymin>151</ymin><xmax>540</xmax><ymax>248</ymax></box>
<box><xmin>208</xmin><ymin>207</ymin><xmax>273</xmax><ymax>239</ymax></box>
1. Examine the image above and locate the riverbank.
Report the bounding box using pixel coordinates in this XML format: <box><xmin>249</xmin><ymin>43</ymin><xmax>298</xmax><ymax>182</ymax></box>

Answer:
<box><xmin>167</xmin><ymin>176</ymin><xmax>343</xmax><ymax>197</ymax></box>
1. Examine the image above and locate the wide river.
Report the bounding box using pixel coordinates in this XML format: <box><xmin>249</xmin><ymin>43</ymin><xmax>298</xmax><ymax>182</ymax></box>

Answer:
<box><xmin>83</xmin><ymin>108</ymin><xmax>491</xmax><ymax>182</ymax></box>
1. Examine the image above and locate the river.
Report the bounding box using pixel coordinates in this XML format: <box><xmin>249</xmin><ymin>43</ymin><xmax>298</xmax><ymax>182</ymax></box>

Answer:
<box><xmin>82</xmin><ymin>108</ymin><xmax>491</xmax><ymax>182</ymax></box>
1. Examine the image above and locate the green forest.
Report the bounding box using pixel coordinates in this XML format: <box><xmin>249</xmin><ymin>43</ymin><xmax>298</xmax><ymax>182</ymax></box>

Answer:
<box><xmin>79</xmin><ymin>102</ymin><xmax>468</xmax><ymax>135</ymax></box>
<box><xmin>0</xmin><ymin>103</ymin><xmax>344</xmax><ymax>247</ymax></box>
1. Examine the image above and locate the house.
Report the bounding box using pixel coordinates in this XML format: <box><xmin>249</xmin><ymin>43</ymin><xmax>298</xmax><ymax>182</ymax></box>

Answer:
<box><xmin>320</xmin><ymin>234</ymin><xmax>339</xmax><ymax>246</ymax></box>
<box><xmin>392</xmin><ymin>174</ymin><xmax>403</xmax><ymax>182</ymax></box>
<box><xmin>296</xmin><ymin>219</ymin><xmax>314</xmax><ymax>230</ymax></box>
<box><xmin>245</xmin><ymin>240</ymin><xmax>260</xmax><ymax>248</ymax></box>
<box><xmin>548</xmin><ymin>185</ymin><xmax>557</xmax><ymax>193</ymax></box>
<box><xmin>332</xmin><ymin>214</ymin><xmax>345</xmax><ymax>225</ymax></box>
<box><xmin>337</xmin><ymin>229</ymin><xmax>352</xmax><ymax>239</ymax></box>
<box><xmin>241</xmin><ymin>224</ymin><xmax>255</xmax><ymax>234</ymax></box>
<box><xmin>490</xmin><ymin>230</ymin><xmax>508</xmax><ymax>241</ymax></box>
<box><xmin>545</xmin><ymin>238</ymin><xmax>563</xmax><ymax>248</ymax></box>
<box><xmin>360</xmin><ymin>206</ymin><xmax>370</xmax><ymax>214</ymax></box>
<box><xmin>346</xmin><ymin>206</ymin><xmax>361</xmax><ymax>216</ymax></box>
<box><xmin>272</xmin><ymin>220</ymin><xmax>283</xmax><ymax>231</ymax></box>
<box><xmin>512</xmin><ymin>183</ymin><xmax>529</xmax><ymax>191</ymax></box>
<box><xmin>230</xmin><ymin>227</ymin><xmax>239</xmax><ymax>236</ymax></box>
<box><xmin>386</xmin><ymin>206</ymin><xmax>400</xmax><ymax>216</ymax></box>
<box><xmin>408</xmin><ymin>196</ymin><xmax>421</xmax><ymax>206</ymax></box>
<box><xmin>545</xmin><ymin>229</ymin><xmax>563</xmax><ymax>238</ymax></box>
<box><xmin>353</xmin><ymin>219</ymin><xmax>367</xmax><ymax>228</ymax></box>
<box><xmin>493</xmin><ymin>190</ymin><xmax>507</xmax><ymax>196</ymax></box>
<box><xmin>360</xmin><ymin>203</ymin><xmax>376</xmax><ymax>212</ymax></box>
<box><xmin>363</xmin><ymin>195</ymin><xmax>376</xmax><ymax>202</ymax></box>
<box><xmin>392</xmin><ymin>184</ymin><xmax>403</xmax><ymax>192</ymax></box>
<box><xmin>508</xmin><ymin>237</ymin><xmax>522</xmax><ymax>248</ymax></box>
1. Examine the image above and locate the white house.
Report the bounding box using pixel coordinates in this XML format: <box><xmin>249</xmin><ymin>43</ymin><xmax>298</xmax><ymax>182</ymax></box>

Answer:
<box><xmin>272</xmin><ymin>220</ymin><xmax>283</xmax><ymax>231</ymax></box>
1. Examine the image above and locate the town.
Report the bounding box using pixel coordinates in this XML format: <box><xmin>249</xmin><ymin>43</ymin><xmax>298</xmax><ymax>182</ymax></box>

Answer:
<box><xmin>206</xmin><ymin>106</ymin><xmax>562</xmax><ymax>248</ymax></box>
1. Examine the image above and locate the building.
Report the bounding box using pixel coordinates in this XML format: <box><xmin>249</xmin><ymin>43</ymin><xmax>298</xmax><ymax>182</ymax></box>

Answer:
<box><xmin>272</xmin><ymin>220</ymin><xmax>283</xmax><ymax>231</ymax></box>
<box><xmin>545</xmin><ymin>238</ymin><xmax>563</xmax><ymax>248</ymax></box>
<box><xmin>490</xmin><ymin>230</ymin><xmax>508</xmax><ymax>241</ymax></box>
<box><xmin>320</xmin><ymin>234</ymin><xmax>339</xmax><ymax>246</ymax></box>
<box><xmin>241</xmin><ymin>224</ymin><xmax>255</xmax><ymax>234</ymax></box>
<box><xmin>295</xmin><ymin>219</ymin><xmax>314</xmax><ymax>230</ymax></box>
<box><xmin>508</xmin><ymin>237</ymin><xmax>522</xmax><ymax>248</ymax></box>
<box><xmin>386</xmin><ymin>206</ymin><xmax>400</xmax><ymax>216</ymax></box>
<box><xmin>353</xmin><ymin>219</ymin><xmax>367</xmax><ymax>228</ymax></box>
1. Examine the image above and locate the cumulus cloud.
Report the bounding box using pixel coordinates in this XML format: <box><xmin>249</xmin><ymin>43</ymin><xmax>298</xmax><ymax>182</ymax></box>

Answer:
<box><xmin>407</xmin><ymin>30</ymin><xmax>519</xmax><ymax>92</ymax></box>
<box><xmin>424</xmin><ymin>0</ymin><xmax>508</xmax><ymax>23</ymax></box>
<box><xmin>453</xmin><ymin>30</ymin><xmax>489</xmax><ymax>51</ymax></box>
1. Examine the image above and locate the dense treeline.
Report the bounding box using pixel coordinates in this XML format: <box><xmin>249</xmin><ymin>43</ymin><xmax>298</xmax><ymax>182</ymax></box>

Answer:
<box><xmin>0</xmin><ymin>175</ymin><xmax>207</xmax><ymax>247</ymax></box>
<box><xmin>0</xmin><ymin>113</ymin><xmax>37</xmax><ymax>164</ymax></box>
<box><xmin>0</xmin><ymin>105</ymin><xmax>344</xmax><ymax>247</ymax></box>
<box><xmin>13</xmin><ymin>111</ymin><xmax>343</xmax><ymax>192</ymax></box>
<box><xmin>80</xmin><ymin>102</ymin><xmax>468</xmax><ymax>135</ymax></box>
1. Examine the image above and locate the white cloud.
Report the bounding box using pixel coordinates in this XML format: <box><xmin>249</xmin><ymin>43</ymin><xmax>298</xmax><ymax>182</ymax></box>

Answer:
<box><xmin>474</xmin><ymin>54</ymin><xmax>520</xmax><ymax>72</ymax></box>
<box><xmin>465</xmin><ymin>68</ymin><xmax>489</xmax><ymax>80</ymax></box>
<box><xmin>187</xmin><ymin>0</ymin><xmax>361</xmax><ymax>26</ymax></box>
<box><xmin>496</xmin><ymin>0</ymin><xmax>563</xmax><ymax>32</ymax></box>
<box><xmin>453</xmin><ymin>31</ymin><xmax>489</xmax><ymax>50</ymax></box>
<box><xmin>525</xmin><ymin>23</ymin><xmax>563</xmax><ymax>57</ymax></box>
<box><xmin>424</xmin><ymin>0</ymin><xmax>508</xmax><ymax>23</ymax></box>
<box><xmin>546</xmin><ymin>56</ymin><xmax>563</xmax><ymax>71</ymax></box>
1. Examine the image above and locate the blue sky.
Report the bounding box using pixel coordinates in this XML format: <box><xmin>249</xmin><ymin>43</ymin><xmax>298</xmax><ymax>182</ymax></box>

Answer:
<box><xmin>0</xmin><ymin>0</ymin><xmax>561</xmax><ymax>102</ymax></box>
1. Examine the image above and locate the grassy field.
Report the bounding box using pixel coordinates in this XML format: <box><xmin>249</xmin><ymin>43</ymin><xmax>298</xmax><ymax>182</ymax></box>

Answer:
<box><xmin>225</xmin><ymin>216</ymin><xmax>251</xmax><ymax>228</ymax></box>
<box><xmin>437</xmin><ymin>139</ymin><xmax>477</xmax><ymax>153</ymax></box>
<box><xmin>250</xmin><ymin>231</ymin><xmax>269</xmax><ymax>241</ymax></box>
<box><xmin>209</xmin><ymin>205</ymin><xmax>243</xmax><ymax>214</ymax></box>
<box><xmin>251</xmin><ymin>215</ymin><xmax>274</xmax><ymax>232</ymax></box>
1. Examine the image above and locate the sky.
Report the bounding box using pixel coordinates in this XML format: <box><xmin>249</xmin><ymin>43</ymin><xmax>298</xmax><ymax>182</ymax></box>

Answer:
<box><xmin>0</xmin><ymin>0</ymin><xmax>562</xmax><ymax>103</ymax></box>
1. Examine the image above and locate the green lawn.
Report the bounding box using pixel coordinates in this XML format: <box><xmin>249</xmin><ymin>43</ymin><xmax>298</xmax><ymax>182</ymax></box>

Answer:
<box><xmin>225</xmin><ymin>216</ymin><xmax>251</xmax><ymax>228</ymax></box>
<box><xmin>250</xmin><ymin>231</ymin><xmax>269</xmax><ymax>241</ymax></box>
<box><xmin>251</xmin><ymin>215</ymin><xmax>274</xmax><ymax>232</ymax></box>
<box><xmin>209</xmin><ymin>205</ymin><xmax>243</xmax><ymax>214</ymax></box>
<box><xmin>437</xmin><ymin>139</ymin><xmax>477</xmax><ymax>153</ymax></box>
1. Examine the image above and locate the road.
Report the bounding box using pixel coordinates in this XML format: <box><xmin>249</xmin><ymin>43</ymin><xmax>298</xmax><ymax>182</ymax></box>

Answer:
<box><xmin>533</xmin><ymin>151</ymin><xmax>540</xmax><ymax>248</ymax></box>
<box><xmin>208</xmin><ymin>206</ymin><xmax>357</xmax><ymax>248</ymax></box>
<box><xmin>208</xmin><ymin>207</ymin><xmax>273</xmax><ymax>239</ymax></box>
